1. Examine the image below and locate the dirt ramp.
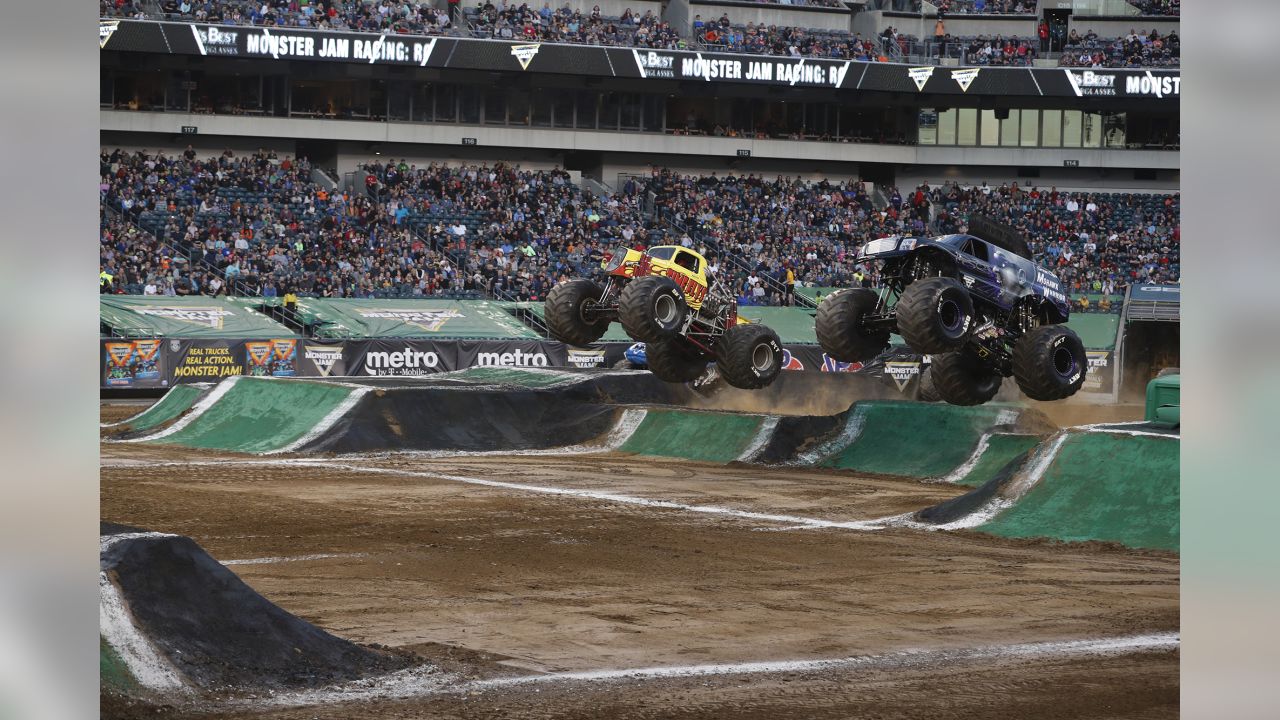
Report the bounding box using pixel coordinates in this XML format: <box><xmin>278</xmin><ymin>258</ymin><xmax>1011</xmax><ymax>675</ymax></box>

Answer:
<box><xmin>307</xmin><ymin>386</ymin><xmax>622</xmax><ymax>454</ymax></box>
<box><xmin>99</xmin><ymin>525</ymin><xmax>413</xmax><ymax>695</ymax></box>
<box><xmin>913</xmin><ymin>429</ymin><xmax>1180</xmax><ymax>551</ymax></box>
<box><xmin>102</xmin><ymin>383</ymin><xmax>210</xmax><ymax>438</ymax></box>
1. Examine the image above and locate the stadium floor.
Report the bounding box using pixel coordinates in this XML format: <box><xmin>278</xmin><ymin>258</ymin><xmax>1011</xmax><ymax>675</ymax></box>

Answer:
<box><xmin>101</xmin><ymin>404</ymin><xmax>1177</xmax><ymax>719</ymax></box>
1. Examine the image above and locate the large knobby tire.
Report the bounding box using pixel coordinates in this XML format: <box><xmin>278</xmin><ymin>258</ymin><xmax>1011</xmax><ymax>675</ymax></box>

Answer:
<box><xmin>814</xmin><ymin>289</ymin><xmax>890</xmax><ymax>363</ymax></box>
<box><xmin>545</xmin><ymin>279</ymin><xmax>609</xmax><ymax>346</ymax></box>
<box><xmin>645</xmin><ymin>338</ymin><xmax>709</xmax><ymax>384</ymax></box>
<box><xmin>716</xmin><ymin>324</ymin><xmax>783</xmax><ymax>390</ymax></box>
<box><xmin>896</xmin><ymin>277</ymin><xmax>975</xmax><ymax>354</ymax></box>
<box><xmin>930</xmin><ymin>351</ymin><xmax>1003</xmax><ymax>406</ymax></box>
<box><xmin>1011</xmin><ymin>325</ymin><xmax>1087</xmax><ymax>401</ymax></box>
<box><xmin>916</xmin><ymin>364</ymin><xmax>942</xmax><ymax>403</ymax></box>
<box><xmin>618</xmin><ymin>275</ymin><xmax>688</xmax><ymax>343</ymax></box>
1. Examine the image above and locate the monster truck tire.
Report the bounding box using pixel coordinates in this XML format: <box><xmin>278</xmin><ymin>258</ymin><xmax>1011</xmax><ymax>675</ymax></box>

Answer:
<box><xmin>1011</xmin><ymin>325</ymin><xmax>1087</xmax><ymax>401</ymax></box>
<box><xmin>618</xmin><ymin>275</ymin><xmax>688</xmax><ymax>343</ymax></box>
<box><xmin>645</xmin><ymin>338</ymin><xmax>709</xmax><ymax>384</ymax></box>
<box><xmin>930</xmin><ymin>351</ymin><xmax>1003</xmax><ymax>406</ymax></box>
<box><xmin>916</xmin><ymin>364</ymin><xmax>942</xmax><ymax>403</ymax></box>
<box><xmin>716</xmin><ymin>324</ymin><xmax>784</xmax><ymax>390</ymax></box>
<box><xmin>814</xmin><ymin>289</ymin><xmax>890</xmax><ymax>363</ymax></box>
<box><xmin>896</xmin><ymin>277</ymin><xmax>975</xmax><ymax>354</ymax></box>
<box><xmin>545</xmin><ymin>279</ymin><xmax>609</xmax><ymax>346</ymax></box>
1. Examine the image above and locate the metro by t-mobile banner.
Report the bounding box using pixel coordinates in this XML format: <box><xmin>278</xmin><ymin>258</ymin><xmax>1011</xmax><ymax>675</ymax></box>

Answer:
<box><xmin>344</xmin><ymin>339</ymin><xmax>630</xmax><ymax>376</ymax></box>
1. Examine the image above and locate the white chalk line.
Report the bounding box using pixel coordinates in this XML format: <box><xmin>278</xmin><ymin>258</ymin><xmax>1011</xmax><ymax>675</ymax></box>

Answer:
<box><xmin>932</xmin><ymin>432</ymin><xmax>993</xmax><ymax>485</ymax></box>
<box><xmin>736</xmin><ymin>415</ymin><xmax>780</xmax><ymax>463</ymax></box>
<box><xmin>99</xmin><ymin>532</ymin><xmax>189</xmax><ymax>692</ymax></box>
<box><xmin>896</xmin><ymin>431</ymin><xmax>1072</xmax><ymax>532</ymax></box>
<box><xmin>245</xmin><ymin>632</ymin><xmax>1179</xmax><ymax>707</ymax></box>
<box><xmin>122</xmin><ymin>376</ymin><xmax>242</xmax><ymax>443</ymax></box>
<box><xmin>221</xmin><ymin>553</ymin><xmax>366</xmax><ymax>566</ymax></box>
<box><xmin>266</xmin><ymin>386</ymin><xmax>372</xmax><ymax>454</ymax></box>
<box><xmin>320</xmin><ymin>463</ymin><xmax>891</xmax><ymax>531</ymax></box>
<box><xmin>103</xmin><ymin>456</ymin><xmax>895</xmax><ymax>532</ymax></box>
<box><xmin>476</xmin><ymin>632</ymin><xmax>1180</xmax><ymax>688</ymax></box>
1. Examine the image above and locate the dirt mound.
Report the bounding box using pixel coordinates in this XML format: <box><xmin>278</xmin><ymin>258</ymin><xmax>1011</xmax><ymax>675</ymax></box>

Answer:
<box><xmin>100</xmin><ymin>524</ymin><xmax>414</xmax><ymax>694</ymax></box>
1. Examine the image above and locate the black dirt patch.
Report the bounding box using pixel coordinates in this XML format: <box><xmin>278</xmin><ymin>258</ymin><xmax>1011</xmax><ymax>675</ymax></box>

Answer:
<box><xmin>916</xmin><ymin>450</ymin><xmax>1033</xmax><ymax>525</ymax></box>
<box><xmin>101</xmin><ymin>531</ymin><xmax>415</xmax><ymax>692</ymax></box>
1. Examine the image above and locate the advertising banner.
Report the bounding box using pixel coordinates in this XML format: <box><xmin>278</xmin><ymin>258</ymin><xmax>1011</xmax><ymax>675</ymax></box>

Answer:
<box><xmin>101</xmin><ymin>20</ymin><xmax>1179</xmax><ymax>100</ymax></box>
<box><xmin>1082</xmin><ymin>349</ymin><xmax>1114</xmax><ymax>394</ymax></box>
<box><xmin>102</xmin><ymin>339</ymin><xmax>165</xmax><ymax>388</ymax></box>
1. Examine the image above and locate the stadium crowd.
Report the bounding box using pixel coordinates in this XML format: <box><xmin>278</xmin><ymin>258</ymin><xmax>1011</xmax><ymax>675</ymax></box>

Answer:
<box><xmin>468</xmin><ymin>3</ymin><xmax>682</xmax><ymax>48</ymax></box>
<box><xmin>149</xmin><ymin>0</ymin><xmax>453</xmax><ymax>33</ymax></box>
<box><xmin>1054</xmin><ymin>29</ymin><xmax>1182</xmax><ymax>68</ymax></box>
<box><xmin>99</xmin><ymin>149</ymin><xmax>1178</xmax><ymax>309</ymax></box>
<box><xmin>936</xmin><ymin>0</ymin><xmax>1035</xmax><ymax>13</ymax></box>
<box><xmin>1059</xmin><ymin>29</ymin><xmax>1180</xmax><ymax>69</ymax></box>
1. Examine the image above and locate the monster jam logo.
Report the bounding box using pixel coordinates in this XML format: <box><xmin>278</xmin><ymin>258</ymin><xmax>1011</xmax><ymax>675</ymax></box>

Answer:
<box><xmin>304</xmin><ymin>346</ymin><xmax>345</xmax><ymax>377</ymax></box>
<box><xmin>885</xmin><ymin>361</ymin><xmax>921</xmax><ymax>392</ymax></box>
<box><xmin>567</xmin><ymin>348</ymin><xmax>606</xmax><ymax>368</ymax></box>
<box><xmin>191</xmin><ymin>25</ymin><xmax>240</xmax><ymax>56</ymax></box>
<box><xmin>1125</xmin><ymin>72</ymin><xmax>1180</xmax><ymax>99</ymax></box>
<box><xmin>356</xmin><ymin>308</ymin><xmax>462</xmax><ymax>332</ymax></box>
<box><xmin>634</xmin><ymin>49</ymin><xmax>676</xmax><ymax>78</ymax></box>
<box><xmin>137</xmin><ymin>307</ymin><xmax>235</xmax><ymax>329</ymax></box>
<box><xmin>100</xmin><ymin>21</ymin><xmax>119</xmax><ymax>49</ymax></box>
<box><xmin>476</xmin><ymin>349</ymin><xmax>549</xmax><ymax>367</ymax></box>
<box><xmin>907</xmin><ymin>67</ymin><xmax>935</xmax><ymax>91</ymax></box>
<box><xmin>781</xmin><ymin>349</ymin><xmax>804</xmax><ymax>371</ymax></box>
<box><xmin>362</xmin><ymin>347</ymin><xmax>440</xmax><ymax>375</ymax></box>
<box><xmin>951</xmin><ymin>68</ymin><xmax>979</xmax><ymax>93</ymax></box>
<box><xmin>510</xmin><ymin>43</ymin><xmax>541</xmax><ymax>70</ymax></box>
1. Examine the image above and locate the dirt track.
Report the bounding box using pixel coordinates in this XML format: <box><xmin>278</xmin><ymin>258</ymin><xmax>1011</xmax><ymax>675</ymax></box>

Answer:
<box><xmin>100</xmin><ymin>405</ymin><xmax>1177</xmax><ymax>719</ymax></box>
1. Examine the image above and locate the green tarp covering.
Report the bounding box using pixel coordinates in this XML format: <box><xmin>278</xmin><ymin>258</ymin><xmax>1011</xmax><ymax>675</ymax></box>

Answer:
<box><xmin>981</xmin><ymin>433</ymin><xmax>1179</xmax><ymax>551</ymax></box>
<box><xmin>1065</xmin><ymin>313</ymin><xmax>1120</xmax><ymax>350</ymax></box>
<box><xmin>295</xmin><ymin>298</ymin><xmax>542</xmax><ymax>340</ymax></box>
<box><xmin>100</xmin><ymin>296</ymin><xmax>297</xmax><ymax>339</ymax></box>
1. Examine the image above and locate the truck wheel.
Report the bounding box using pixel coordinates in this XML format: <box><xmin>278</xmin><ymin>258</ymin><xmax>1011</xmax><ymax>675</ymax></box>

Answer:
<box><xmin>917</xmin><ymin>364</ymin><xmax>942</xmax><ymax>402</ymax></box>
<box><xmin>930</xmin><ymin>350</ymin><xmax>1003</xmax><ymax>406</ymax></box>
<box><xmin>619</xmin><ymin>275</ymin><xmax>688</xmax><ymax>343</ymax></box>
<box><xmin>1012</xmin><ymin>326</ymin><xmax>1087</xmax><ymax>401</ymax></box>
<box><xmin>716</xmin><ymin>324</ymin><xmax>783</xmax><ymax>390</ymax></box>
<box><xmin>646</xmin><ymin>338</ymin><xmax>709</xmax><ymax>384</ymax></box>
<box><xmin>896</xmin><ymin>277</ymin><xmax>975</xmax><ymax>354</ymax></box>
<box><xmin>815</xmin><ymin>289</ymin><xmax>890</xmax><ymax>362</ymax></box>
<box><xmin>545</xmin><ymin>279</ymin><xmax>609</xmax><ymax>346</ymax></box>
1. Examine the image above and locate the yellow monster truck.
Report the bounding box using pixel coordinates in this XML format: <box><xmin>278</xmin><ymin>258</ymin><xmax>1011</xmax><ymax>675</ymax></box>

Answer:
<box><xmin>544</xmin><ymin>245</ymin><xmax>784</xmax><ymax>390</ymax></box>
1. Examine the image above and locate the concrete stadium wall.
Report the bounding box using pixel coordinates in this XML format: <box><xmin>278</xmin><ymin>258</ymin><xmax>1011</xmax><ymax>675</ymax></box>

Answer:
<box><xmin>894</xmin><ymin>164</ymin><xmax>1179</xmax><ymax>191</ymax></box>
<box><xmin>101</xmin><ymin>110</ymin><xmax>1180</xmax><ymax>173</ymax></box>
<box><xmin>331</xmin><ymin>142</ymin><xmax>573</xmax><ymax>176</ymax></box>
<box><xmin>99</xmin><ymin>130</ymin><xmax>297</xmax><ymax>157</ymax></box>
<box><xmin>683</xmin><ymin>0</ymin><xmax>853</xmax><ymax>33</ymax></box>
<box><xmin>931</xmin><ymin>16</ymin><xmax>1038</xmax><ymax>38</ymax></box>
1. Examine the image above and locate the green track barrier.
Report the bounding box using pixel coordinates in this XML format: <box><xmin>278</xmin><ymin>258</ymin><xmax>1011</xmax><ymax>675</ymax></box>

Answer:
<box><xmin>820</xmin><ymin>402</ymin><xmax>1019</xmax><ymax>478</ymax></box>
<box><xmin>619</xmin><ymin>410</ymin><xmax>764</xmax><ymax>463</ymax></box>
<box><xmin>981</xmin><ymin>433</ymin><xmax>1179</xmax><ymax>551</ymax></box>
<box><xmin>446</xmin><ymin>366</ymin><xmax>588</xmax><ymax>388</ymax></box>
<box><xmin>952</xmin><ymin>434</ymin><xmax>1042</xmax><ymax>487</ymax></box>
<box><xmin>153</xmin><ymin>377</ymin><xmax>359</xmax><ymax>453</ymax></box>
<box><xmin>100</xmin><ymin>636</ymin><xmax>137</xmax><ymax>692</ymax></box>
<box><xmin>121</xmin><ymin>384</ymin><xmax>204</xmax><ymax>432</ymax></box>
